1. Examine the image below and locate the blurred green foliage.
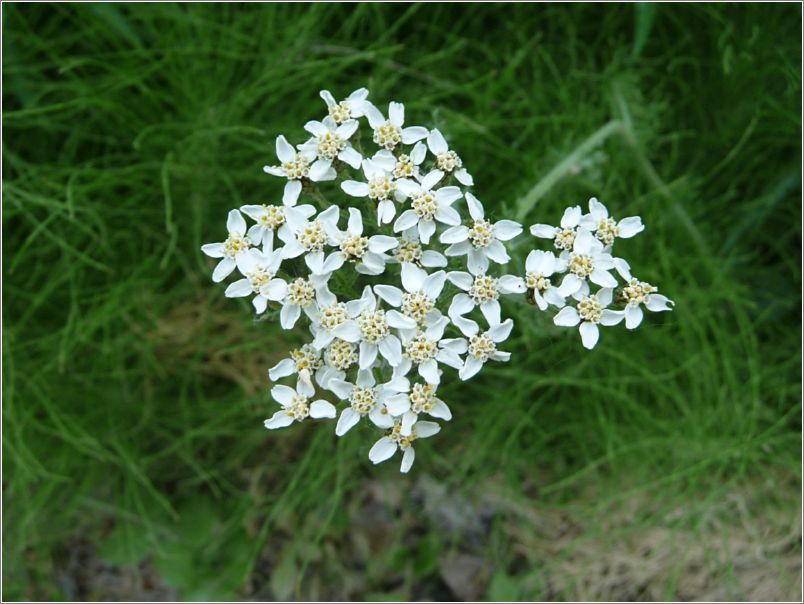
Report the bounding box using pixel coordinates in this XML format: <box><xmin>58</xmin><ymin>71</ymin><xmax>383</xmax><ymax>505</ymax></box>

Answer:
<box><xmin>3</xmin><ymin>3</ymin><xmax>801</xmax><ymax>601</ymax></box>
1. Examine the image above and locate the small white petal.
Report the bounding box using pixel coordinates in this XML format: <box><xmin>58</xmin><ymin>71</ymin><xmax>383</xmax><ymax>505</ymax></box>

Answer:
<box><xmin>579</xmin><ymin>322</ymin><xmax>600</xmax><ymax>349</ymax></box>
<box><xmin>400</xmin><ymin>447</ymin><xmax>416</xmax><ymax>473</ymax></box>
<box><xmin>310</xmin><ymin>400</ymin><xmax>336</xmax><ymax>419</ymax></box>
<box><xmin>368</xmin><ymin>436</ymin><xmax>398</xmax><ymax>464</ymax></box>
<box><xmin>415</xmin><ymin>421</ymin><xmax>440</xmax><ymax>439</ymax></box>
<box><xmin>283</xmin><ymin>180</ymin><xmax>302</xmax><ymax>206</ymax></box>
<box><xmin>493</xmin><ymin>220</ymin><xmax>523</xmax><ymax>241</ymax></box>
<box><xmin>401</xmin><ymin>126</ymin><xmax>428</xmax><ymax>144</ymax></box>
<box><xmin>201</xmin><ymin>242</ymin><xmax>225</xmax><ymax>258</ymax></box>
<box><xmin>212</xmin><ymin>258</ymin><xmax>236</xmax><ymax>282</ymax></box>
<box><xmin>617</xmin><ymin>216</ymin><xmax>644</xmax><ymax>238</ymax></box>
<box><xmin>530</xmin><ymin>224</ymin><xmax>557</xmax><ymax>239</ymax></box>
<box><xmin>264</xmin><ymin>411</ymin><xmax>294</xmax><ymax>429</ymax></box>
<box><xmin>464</xmin><ymin>192</ymin><xmax>485</xmax><ymax>221</ymax></box>
<box><xmin>553</xmin><ymin>306</ymin><xmax>581</xmax><ymax>327</ymax></box>
<box><xmin>336</xmin><ymin>408</ymin><xmax>360</xmax><ymax>436</ymax></box>
<box><xmin>225</xmin><ymin>279</ymin><xmax>253</xmax><ymax>298</ymax></box>
<box><xmin>427</xmin><ymin>128</ymin><xmax>448</xmax><ymax>155</ymax></box>
<box><xmin>341</xmin><ymin>180</ymin><xmax>370</xmax><ymax>197</ymax></box>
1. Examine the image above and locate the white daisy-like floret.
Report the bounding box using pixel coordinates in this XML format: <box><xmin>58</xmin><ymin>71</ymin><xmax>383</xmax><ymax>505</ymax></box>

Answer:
<box><xmin>341</xmin><ymin>155</ymin><xmax>407</xmax><ymax>225</ymax></box>
<box><xmin>201</xmin><ymin>209</ymin><xmax>253</xmax><ymax>283</ymax></box>
<box><xmin>529</xmin><ymin>205</ymin><xmax>583</xmax><ymax>252</ymax></box>
<box><xmin>578</xmin><ymin>197</ymin><xmax>644</xmax><ymax>246</ymax></box>
<box><xmin>557</xmin><ymin>228</ymin><xmax>618</xmax><ymax>297</ymax></box>
<box><xmin>277</xmin><ymin>205</ymin><xmax>340</xmax><ymax>272</ymax></box>
<box><xmin>363</xmin><ymin>101</ymin><xmax>429</xmax><ymax>151</ymax></box>
<box><xmin>239</xmin><ymin>203</ymin><xmax>316</xmax><ymax>248</ymax></box>
<box><xmin>329</xmin><ymin>208</ymin><xmax>399</xmax><ymax>275</ymax></box>
<box><xmin>310</xmin><ymin>285</ymin><xmax>362</xmax><ymax>349</ymax></box>
<box><xmin>316</xmin><ymin>337</ymin><xmax>360</xmax><ymax>388</ymax></box>
<box><xmin>275</xmin><ymin>272</ymin><xmax>330</xmax><ymax>329</ymax></box>
<box><xmin>264</xmin><ymin>378</ymin><xmax>336</xmax><ymax>430</ymax></box>
<box><xmin>440</xmin><ymin>193</ymin><xmax>523</xmax><ymax>274</ymax></box>
<box><xmin>616</xmin><ymin>278</ymin><xmax>675</xmax><ymax>329</ymax></box>
<box><xmin>394</xmin><ymin>313</ymin><xmax>466</xmax><ymax>385</ymax></box>
<box><xmin>390</xmin><ymin>142</ymin><xmax>427</xmax><ymax>180</ymax></box>
<box><xmin>393</xmin><ymin>170</ymin><xmax>463</xmax><ymax>244</ymax></box>
<box><xmin>368</xmin><ymin>418</ymin><xmax>441</xmax><ymax>473</ymax></box>
<box><xmin>375</xmin><ymin>263</ymin><xmax>447</xmax><ymax>329</ymax></box>
<box><xmin>524</xmin><ymin>249</ymin><xmax>569</xmax><ymax>310</ymax></box>
<box><xmin>553</xmin><ymin>288</ymin><xmax>622</xmax><ymax>350</ymax></box>
<box><xmin>451</xmin><ymin>317</ymin><xmax>514</xmax><ymax>380</ymax></box>
<box><xmin>320</xmin><ymin>87</ymin><xmax>369</xmax><ymax>124</ymax></box>
<box><xmin>223</xmin><ymin>246</ymin><xmax>286</xmax><ymax>314</ymax></box>
<box><xmin>263</xmin><ymin>135</ymin><xmax>328</xmax><ymax>206</ymax></box>
<box><xmin>327</xmin><ymin>370</ymin><xmax>411</xmax><ymax>435</ymax></box>
<box><xmin>426</xmin><ymin>128</ymin><xmax>473</xmax><ymax>186</ymax></box>
<box><xmin>268</xmin><ymin>343</ymin><xmax>326</xmax><ymax>387</ymax></box>
<box><xmin>345</xmin><ymin>285</ymin><xmax>417</xmax><ymax>369</ymax></box>
<box><xmin>447</xmin><ymin>270</ymin><xmax>526</xmax><ymax>325</ymax></box>
<box><xmin>298</xmin><ymin>117</ymin><xmax>363</xmax><ymax>178</ymax></box>
<box><xmin>391</xmin><ymin>232</ymin><xmax>449</xmax><ymax>268</ymax></box>
<box><xmin>386</xmin><ymin>382</ymin><xmax>452</xmax><ymax>438</ymax></box>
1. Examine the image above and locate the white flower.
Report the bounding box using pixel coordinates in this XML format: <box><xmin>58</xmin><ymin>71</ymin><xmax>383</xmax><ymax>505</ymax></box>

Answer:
<box><xmin>391</xmin><ymin>232</ymin><xmax>448</xmax><ymax>268</ymax></box>
<box><xmin>320</xmin><ymin>87</ymin><xmax>369</xmax><ymax>124</ymax></box>
<box><xmin>385</xmin><ymin>382</ymin><xmax>452</xmax><ymax>438</ymax></box>
<box><xmin>329</xmin><ymin>208</ymin><xmax>399</xmax><ymax>275</ymax></box>
<box><xmin>393</xmin><ymin>170</ymin><xmax>463</xmax><ymax>244</ymax></box>
<box><xmin>264</xmin><ymin>379</ymin><xmax>336</xmax><ymax>429</ymax></box>
<box><xmin>529</xmin><ymin>205</ymin><xmax>582</xmax><ymax>252</ymax></box>
<box><xmin>275</xmin><ymin>273</ymin><xmax>330</xmax><ymax>329</ymax></box>
<box><xmin>557</xmin><ymin>229</ymin><xmax>619</xmax><ymax>296</ymax></box>
<box><xmin>440</xmin><ymin>193</ymin><xmax>522</xmax><ymax>274</ymax></box>
<box><xmin>316</xmin><ymin>338</ymin><xmax>359</xmax><ymax>387</ymax></box>
<box><xmin>578</xmin><ymin>197</ymin><xmax>644</xmax><ymax>246</ymax></box>
<box><xmin>524</xmin><ymin>250</ymin><xmax>569</xmax><ymax>310</ymax></box>
<box><xmin>298</xmin><ymin>117</ymin><xmax>363</xmax><ymax>178</ymax></box>
<box><xmin>327</xmin><ymin>370</ymin><xmax>411</xmax><ymax>435</ymax></box>
<box><xmin>239</xmin><ymin>203</ymin><xmax>316</xmax><ymax>248</ymax></box>
<box><xmin>201</xmin><ymin>209</ymin><xmax>253</xmax><ymax>282</ymax></box>
<box><xmin>553</xmin><ymin>288</ymin><xmax>622</xmax><ymax>349</ymax></box>
<box><xmin>448</xmin><ymin>317</ymin><xmax>513</xmax><ymax>380</ymax></box>
<box><xmin>394</xmin><ymin>313</ymin><xmax>465</xmax><ymax>385</ymax></box>
<box><xmin>278</xmin><ymin>206</ymin><xmax>340</xmax><ymax>274</ymax></box>
<box><xmin>426</xmin><ymin>128</ymin><xmax>473</xmax><ymax>186</ymax></box>
<box><xmin>310</xmin><ymin>285</ymin><xmax>361</xmax><ymax>349</ymax></box>
<box><xmin>375</xmin><ymin>263</ymin><xmax>446</xmax><ymax>328</ymax></box>
<box><xmin>263</xmin><ymin>135</ymin><xmax>327</xmax><ymax>206</ymax></box>
<box><xmin>391</xmin><ymin>142</ymin><xmax>427</xmax><ymax>180</ymax></box>
<box><xmin>341</xmin><ymin>155</ymin><xmax>407</xmax><ymax>225</ymax></box>
<box><xmin>368</xmin><ymin>418</ymin><xmax>440</xmax><ymax>473</ymax></box>
<box><xmin>616</xmin><ymin>278</ymin><xmax>674</xmax><ymax>329</ymax></box>
<box><xmin>268</xmin><ymin>344</ymin><xmax>325</xmax><ymax>387</ymax></box>
<box><xmin>223</xmin><ymin>246</ymin><xmax>286</xmax><ymax>314</ymax></box>
<box><xmin>447</xmin><ymin>270</ymin><xmax>525</xmax><ymax>325</ymax></box>
<box><xmin>363</xmin><ymin>101</ymin><xmax>428</xmax><ymax>150</ymax></box>
<box><xmin>345</xmin><ymin>285</ymin><xmax>417</xmax><ymax>369</ymax></box>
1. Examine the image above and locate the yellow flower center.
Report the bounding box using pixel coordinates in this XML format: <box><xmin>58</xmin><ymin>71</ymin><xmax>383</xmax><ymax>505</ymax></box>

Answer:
<box><xmin>258</xmin><ymin>205</ymin><xmax>285</xmax><ymax>229</ymax></box>
<box><xmin>404</xmin><ymin>334</ymin><xmax>438</xmax><ymax>363</ymax></box>
<box><xmin>286</xmin><ymin>394</ymin><xmax>310</xmax><ymax>421</ymax></box>
<box><xmin>359</xmin><ymin>310</ymin><xmax>390</xmax><ymax>343</ymax></box>
<box><xmin>569</xmin><ymin>254</ymin><xmax>594</xmax><ymax>279</ymax></box>
<box><xmin>554</xmin><ymin>227</ymin><xmax>576</xmax><ymax>251</ymax></box>
<box><xmin>349</xmin><ymin>387</ymin><xmax>377</xmax><ymax>415</ymax></box>
<box><xmin>325</xmin><ymin>338</ymin><xmax>358</xmax><ymax>371</ymax></box>
<box><xmin>319</xmin><ymin>302</ymin><xmax>349</xmax><ymax>332</ymax></box>
<box><xmin>340</xmin><ymin>234</ymin><xmax>369</xmax><ymax>260</ymax></box>
<box><xmin>412</xmin><ymin>192</ymin><xmax>438</xmax><ymax>220</ymax></box>
<box><xmin>436</xmin><ymin>150</ymin><xmax>462</xmax><ymax>172</ymax></box>
<box><xmin>468</xmin><ymin>332</ymin><xmax>496</xmax><ymax>361</ymax></box>
<box><xmin>373</xmin><ymin>120</ymin><xmax>402</xmax><ymax>150</ymax></box>
<box><xmin>281</xmin><ymin>156</ymin><xmax>310</xmax><ymax>180</ymax></box>
<box><xmin>394</xmin><ymin>154</ymin><xmax>416</xmax><ymax>178</ymax></box>
<box><xmin>525</xmin><ymin>272</ymin><xmax>551</xmax><ymax>293</ymax></box>
<box><xmin>468</xmin><ymin>219</ymin><xmax>494</xmax><ymax>248</ymax></box>
<box><xmin>290</xmin><ymin>345</ymin><xmax>323</xmax><ymax>373</ymax></box>
<box><xmin>223</xmin><ymin>233</ymin><xmax>251</xmax><ymax>258</ymax></box>
<box><xmin>287</xmin><ymin>278</ymin><xmax>315</xmax><ymax>307</ymax></box>
<box><xmin>409</xmin><ymin>383</ymin><xmax>436</xmax><ymax>413</ymax></box>
<box><xmin>401</xmin><ymin>292</ymin><xmax>434</xmax><ymax>323</ymax></box>
<box><xmin>328</xmin><ymin>101</ymin><xmax>351</xmax><ymax>124</ymax></box>
<box><xmin>468</xmin><ymin>274</ymin><xmax>499</xmax><ymax>304</ymax></box>
<box><xmin>298</xmin><ymin>220</ymin><xmax>327</xmax><ymax>252</ymax></box>
<box><xmin>577</xmin><ymin>295</ymin><xmax>603</xmax><ymax>323</ymax></box>
<box><xmin>317</xmin><ymin>131</ymin><xmax>345</xmax><ymax>160</ymax></box>
<box><xmin>395</xmin><ymin>240</ymin><xmax>423</xmax><ymax>264</ymax></box>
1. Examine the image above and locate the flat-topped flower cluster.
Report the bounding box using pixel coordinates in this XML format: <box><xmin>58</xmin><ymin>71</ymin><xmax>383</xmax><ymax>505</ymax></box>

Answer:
<box><xmin>202</xmin><ymin>88</ymin><xmax>673</xmax><ymax>472</ymax></box>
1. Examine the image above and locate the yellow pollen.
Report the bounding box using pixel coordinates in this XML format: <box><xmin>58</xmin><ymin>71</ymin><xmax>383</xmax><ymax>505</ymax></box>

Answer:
<box><xmin>373</xmin><ymin>120</ymin><xmax>402</xmax><ymax>150</ymax></box>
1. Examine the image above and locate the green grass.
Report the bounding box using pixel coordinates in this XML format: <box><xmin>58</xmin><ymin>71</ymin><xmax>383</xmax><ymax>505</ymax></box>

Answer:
<box><xmin>3</xmin><ymin>3</ymin><xmax>801</xmax><ymax>601</ymax></box>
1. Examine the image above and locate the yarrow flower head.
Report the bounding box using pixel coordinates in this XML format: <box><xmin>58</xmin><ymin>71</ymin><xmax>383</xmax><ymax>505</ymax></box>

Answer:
<box><xmin>202</xmin><ymin>87</ymin><xmax>673</xmax><ymax>472</ymax></box>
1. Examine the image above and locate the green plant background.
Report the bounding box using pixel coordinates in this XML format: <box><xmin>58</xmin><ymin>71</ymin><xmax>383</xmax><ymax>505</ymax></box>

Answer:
<box><xmin>3</xmin><ymin>3</ymin><xmax>801</xmax><ymax>601</ymax></box>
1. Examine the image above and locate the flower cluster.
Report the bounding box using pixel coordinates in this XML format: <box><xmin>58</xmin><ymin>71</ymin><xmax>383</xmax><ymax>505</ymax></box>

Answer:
<box><xmin>528</xmin><ymin>198</ymin><xmax>674</xmax><ymax>349</ymax></box>
<box><xmin>202</xmin><ymin>88</ymin><xmax>673</xmax><ymax>472</ymax></box>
